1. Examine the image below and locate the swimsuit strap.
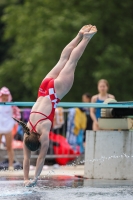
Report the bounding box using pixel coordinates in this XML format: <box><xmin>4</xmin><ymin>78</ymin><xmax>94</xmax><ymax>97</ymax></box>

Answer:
<box><xmin>28</xmin><ymin>120</ymin><xmax>37</xmax><ymax>132</ymax></box>
<box><xmin>30</xmin><ymin>111</ymin><xmax>48</xmax><ymax>117</ymax></box>
<box><xmin>29</xmin><ymin>111</ymin><xmax>48</xmax><ymax>133</ymax></box>
<box><xmin>97</xmin><ymin>94</ymin><xmax>110</xmax><ymax>101</ymax></box>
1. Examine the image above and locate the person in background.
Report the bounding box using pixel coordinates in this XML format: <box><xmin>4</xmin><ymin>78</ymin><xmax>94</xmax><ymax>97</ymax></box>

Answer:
<box><xmin>82</xmin><ymin>93</ymin><xmax>93</xmax><ymax>129</ymax></box>
<box><xmin>82</xmin><ymin>93</ymin><xmax>93</xmax><ymax>144</ymax></box>
<box><xmin>0</xmin><ymin>87</ymin><xmax>21</xmax><ymax>170</ymax></box>
<box><xmin>90</xmin><ymin>79</ymin><xmax>115</xmax><ymax>131</ymax></box>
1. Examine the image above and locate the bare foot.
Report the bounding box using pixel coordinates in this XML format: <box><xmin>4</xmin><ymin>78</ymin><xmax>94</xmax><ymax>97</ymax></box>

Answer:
<box><xmin>79</xmin><ymin>24</ymin><xmax>92</xmax><ymax>37</ymax></box>
<box><xmin>84</xmin><ymin>26</ymin><xmax>97</xmax><ymax>39</ymax></box>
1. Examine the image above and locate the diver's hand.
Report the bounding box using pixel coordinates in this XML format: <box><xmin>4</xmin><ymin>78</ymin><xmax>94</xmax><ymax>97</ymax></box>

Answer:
<box><xmin>24</xmin><ymin>179</ymin><xmax>37</xmax><ymax>187</ymax></box>
<box><xmin>24</xmin><ymin>180</ymin><xmax>30</xmax><ymax>187</ymax></box>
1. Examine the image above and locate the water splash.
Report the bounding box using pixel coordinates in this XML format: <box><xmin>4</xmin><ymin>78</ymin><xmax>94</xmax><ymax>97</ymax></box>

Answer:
<box><xmin>84</xmin><ymin>153</ymin><xmax>133</xmax><ymax>164</ymax></box>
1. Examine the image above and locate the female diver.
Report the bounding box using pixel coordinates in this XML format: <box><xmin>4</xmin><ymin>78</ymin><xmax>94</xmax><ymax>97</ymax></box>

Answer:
<box><xmin>14</xmin><ymin>25</ymin><xmax>97</xmax><ymax>187</ymax></box>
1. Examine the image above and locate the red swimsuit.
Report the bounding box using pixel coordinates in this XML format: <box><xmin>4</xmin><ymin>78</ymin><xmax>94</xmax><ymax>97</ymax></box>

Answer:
<box><xmin>28</xmin><ymin>78</ymin><xmax>60</xmax><ymax>132</ymax></box>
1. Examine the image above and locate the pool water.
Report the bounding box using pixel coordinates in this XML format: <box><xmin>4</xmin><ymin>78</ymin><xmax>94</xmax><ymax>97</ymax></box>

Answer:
<box><xmin>0</xmin><ymin>176</ymin><xmax>133</xmax><ymax>200</ymax></box>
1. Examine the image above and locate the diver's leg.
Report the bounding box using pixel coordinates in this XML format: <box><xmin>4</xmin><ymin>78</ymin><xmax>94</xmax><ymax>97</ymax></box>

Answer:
<box><xmin>55</xmin><ymin>26</ymin><xmax>97</xmax><ymax>99</ymax></box>
<box><xmin>45</xmin><ymin>25</ymin><xmax>92</xmax><ymax>79</ymax></box>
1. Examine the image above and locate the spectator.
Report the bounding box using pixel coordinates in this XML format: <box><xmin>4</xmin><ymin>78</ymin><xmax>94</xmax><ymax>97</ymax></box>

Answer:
<box><xmin>90</xmin><ymin>79</ymin><xmax>115</xmax><ymax>131</ymax></box>
<box><xmin>82</xmin><ymin>93</ymin><xmax>93</xmax><ymax>142</ymax></box>
<box><xmin>0</xmin><ymin>87</ymin><xmax>20</xmax><ymax>170</ymax></box>
<box><xmin>82</xmin><ymin>93</ymin><xmax>93</xmax><ymax>129</ymax></box>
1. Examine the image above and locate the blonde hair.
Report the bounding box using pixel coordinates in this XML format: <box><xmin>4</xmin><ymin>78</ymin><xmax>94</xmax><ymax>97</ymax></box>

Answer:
<box><xmin>98</xmin><ymin>79</ymin><xmax>109</xmax><ymax>88</ymax></box>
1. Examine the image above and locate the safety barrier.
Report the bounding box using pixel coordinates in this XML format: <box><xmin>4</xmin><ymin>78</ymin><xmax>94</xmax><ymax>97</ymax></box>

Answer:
<box><xmin>1</xmin><ymin>101</ymin><xmax>133</xmax><ymax>108</ymax></box>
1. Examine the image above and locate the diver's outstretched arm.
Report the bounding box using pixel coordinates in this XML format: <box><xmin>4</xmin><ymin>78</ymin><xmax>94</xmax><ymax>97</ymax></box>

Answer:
<box><xmin>23</xmin><ymin>137</ymin><xmax>31</xmax><ymax>186</ymax></box>
<box><xmin>25</xmin><ymin>132</ymin><xmax>49</xmax><ymax>187</ymax></box>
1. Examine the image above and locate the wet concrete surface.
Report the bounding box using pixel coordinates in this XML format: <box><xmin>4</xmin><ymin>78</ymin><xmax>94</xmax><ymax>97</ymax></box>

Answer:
<box><xmin>0</xmin><ymin>175</ymin><xmax>133</xmax><ymax>200</ymax></box>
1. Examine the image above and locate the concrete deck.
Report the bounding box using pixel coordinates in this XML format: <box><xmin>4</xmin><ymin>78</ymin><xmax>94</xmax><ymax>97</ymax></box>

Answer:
<box><xmin>0</xmin><ymin>165</ymin><xmax>84</xmax><ymax>178</ymax></box>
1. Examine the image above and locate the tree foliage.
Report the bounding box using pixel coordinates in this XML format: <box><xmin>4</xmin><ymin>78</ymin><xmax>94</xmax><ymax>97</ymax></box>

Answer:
<box><xmin>0</xmin><ymin>0</ymin><xmax>133</xmax><ymax>101</ymax></box>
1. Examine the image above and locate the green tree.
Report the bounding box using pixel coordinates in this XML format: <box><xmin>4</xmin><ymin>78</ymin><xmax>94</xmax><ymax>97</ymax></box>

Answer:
<box><xmin>0</xmin><ymin>0</ymin><xmax>133</xmax><ymax>101</ymax></box>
